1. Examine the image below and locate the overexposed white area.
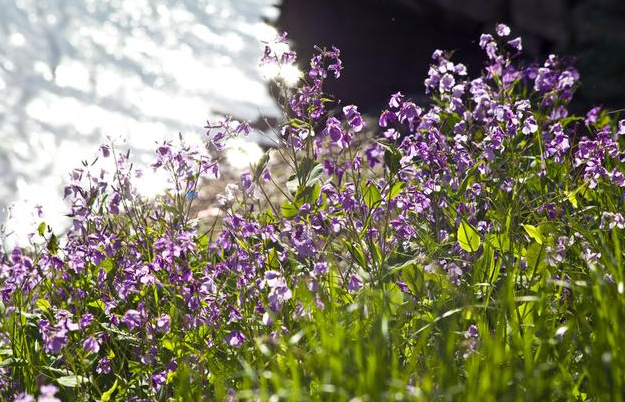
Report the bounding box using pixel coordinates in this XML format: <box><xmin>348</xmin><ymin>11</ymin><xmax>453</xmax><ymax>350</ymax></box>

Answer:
<box><xmin>0</xmin><ymin>0</ymin><xmax>283</xmax><ymax>246</ymax></box>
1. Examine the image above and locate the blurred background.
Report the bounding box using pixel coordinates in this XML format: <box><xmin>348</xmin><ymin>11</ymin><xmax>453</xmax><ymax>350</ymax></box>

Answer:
<box><xmin>1</xmin><ymin>0</ymin><xmax>624</xmax><ymax>244</ymax></box>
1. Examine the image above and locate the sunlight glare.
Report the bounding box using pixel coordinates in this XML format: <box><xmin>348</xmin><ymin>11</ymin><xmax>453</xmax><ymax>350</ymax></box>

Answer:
<box><xmin>225</xmin><ymin>138</ymin><xmax>264</xmax><ymax>170</ymax></box>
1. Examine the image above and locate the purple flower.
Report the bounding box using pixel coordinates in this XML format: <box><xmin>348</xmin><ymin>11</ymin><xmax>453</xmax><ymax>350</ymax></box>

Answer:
<box><xmin>618</xmin><ymin>119</ymin><xmax>625</xmax><ymax>135</ymax></box>
<box><xmin>384</xmin><ymin>128</ymin><xmax>400</xmax><ymax>141</ymax></box>
<box><xmin>290</xmin><ymin>224</ymin><xmax>318</xmax><ymax>258</ymax></box>
<box><xmin>439</xmin><ymin>73</ymin><xmax>455</xmax><ymax>92</ymax></box>
<box><xmin>389</xmin><ymin>91</ymin><xmax>403</xmax><ymax>108</ymax></box>
<box><xmin>399</xmin><ymin>102</ymin><xmax>421</xmax><ymax>125</ymax></box>
<box><xmin>496</xmin><ymin>23</ymin><xmax>511</xmax><ymax>37</ymax></box>
<box><xmin>544</xmin><ymin>124</ymin><xmax>569</xmax><ymax>162</ymax></box>
<box><xmin>347</xmin><ymin>274</ymin><xmax>363</xmax><ymax>292</ymax></box>
<box><xmin>225</xmin><ymin>330</ymin><xmax>246</xmax><ymax>347</ymax></box>
<box><xmin>13</xmin><ymin>393</ymin><xmax>35</xmax><ymax>402</ymax></box>
<box><xmin>396</xmin><ymin>281</ymin><xmax>410</xmax><ymax>294</ymax></box>
<box><xmin>157</xmin><ymin>314</ymin><xmax>171</xmax><ymax>333</ymax></box>
<box><xmin>479</xmin><ymin>34</ymin><xmax>494</xmax><ymax>49</ymax></box>
<box><xmin>379</xmin><ymin>110</ymin><xmax>396</xmax><ymax>128</ymax></box>
<box><xmin>83</xmin><ymin>336</ymin><xmax>100</xmax><ymax>354</ymax></box>
<box><xmin>152</xmin><ymin>372</ymin><xmax>167</xmax><ymax>392</ymax></box>
<box><xmin>323</xmin><ymin>117</ymin><xmax>346</xmax><ymax>146</ymax></box>
<box><xmin>508</xmin><ymin>37</ymin><xmax>522</xmax><ymax>52</ymax></box>
<box><xmin>79</xmin><ymin>314</ymin><xmax>94</xmax><ymax>330</ymax></box>
<box><xmin>240</xmin><ymin>171</ymin><xmax>253</xmax><ymax>194</ymax></box>
<box><xmin>261</xmin><ymin>169</ymin><xmax>272</xmax><ymax>182</ymax></box>
<box><xmin>522</xmin><ymin>116</ymin><xmax>538</xmax><ymax>134</ymax></box>
<box><xmin>39</xmin><ymin>320</ymin><xmax>67</xmax><ymax>354</ymax></box>
<box><xmin>262</xmin><ymin>312</ymin><xmax>273</xmax><ymax>326</ymax></box>
<box><xmin>446</xmin><ymin>262</ymin><xmax>463</xmax><ymax>285</ymax></box>
<box><xmin>485</xmin><ymin>42</ymin><xmax>498</xmax><ymax>60</ymax></box>
<box><xmin>610</xmin><ymin>169</ymin><xmax>625</xmax><ymax>187</ymax></box>
<box><xmin>500</xmin><ymin>179</ymin><xmax>515</xmax><ymax>193</ymax></box>
<box><xmin>96</xmin><ymin>357</ymin><xmax>111</xmax><ymax>374</ymax></box>
<box><xmin>583</xmin><ymin>248</ymin><xmax>601</xmax><ymax>266</ymax></box>
<box><xmin>365</xmin><ymin>143</ymin><xmax>384</xmax><ymax>168</ymax></box>
<box><xmin>263</xmin><ymin>270</ymin><xmax>292</xmax><ymax>311</ymax></box>
<box><xmin>329</xmin><ymin>216</ymin><xmax>344</xmax><ymax>233</ymax></box>
<box><xmin>343</xmin><ymin>105</ymin><xmax>365</xmax><ymax>132</ymax></box>
<box><xmin>585</xmin><ymin>106</ymin><xmax>601</xmax><ymax>126</ymax></box>
<box><xmin>122</xmin><ymin>309</ymin><xmax>142</xmax><ymax>331</ymax></box>
<box><xmin>463</xmin><ymin>324</ymin><xmax>479</xmax><ymax>358</ymax></box>
<box><xmin>601</xmin><ymin>212</ymin><xmax>625</xmax><ymax>230</ymax></box>
<box><xmin>100</xmin><ymin>144</ymin><xmax>110</xmax><ymax>158</ymax></box>
<box><xmin>37</xmin><ymin>385</ymin><xmax>61</xmax><ymax>402</ymax></box>
<box><xmin>538</xmin><ymin>202</ymin><xmax>557</xmax><ymax>220</ymax></box>
<box><xmin>312</xmin><ymin>262</ymin><xmax>328</xmax><ymax>277</ymax></box>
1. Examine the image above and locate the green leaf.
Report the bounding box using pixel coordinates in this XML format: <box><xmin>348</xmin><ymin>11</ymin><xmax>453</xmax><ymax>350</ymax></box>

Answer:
<box><xmin>523</xmin><ymin>224</ymin><xmax>544</xmax><ymax>244</ymax></box>
<box><xmin>526</xmin><ymin>241</ymin><xmax>546</xmax><ymax>276</ymax></box>
<box><xmin>457</xmin><ymin>219</ymin><xmax>481</xmax><ymax>252</ymax></box>
<box><xmin>296</xmin><ymin>158</ymin><xmax>324</xmax><ymax>188</ymax></box>
<box><xmin>36</xmin><ymin>298</ymin><xmax>51</xmax><ymax>312</ymax></box>
<box><xmin>565</xmin><ymin>190</ymin><xmax>578</xmax><ymax>208</ymax></box>
<box><xmin>361</xmin><ymin>181</ymin><xmax>381</xmax><ymax>209</ymax></box>
<box><xmin>56</xmin><ymin>375</ymin><xmax>89</xmax><ymax>387</ymax></box>
<box><xmin>100</xmin><ymin>323</ymin><xmax>139</xmax><ymax>344</ymax></box>
<box><xmin>382</xmin><ymin>145</ymin><xmax>402</xmax><ymax>174</ymax></box>
<box><xmin>286</xmin><ymin>174</ymin><xmax>298</xmax><ymax>195</ymax></box>
<box><xmin>252</xmin><ymin>152</ymin><xmax>270</xmax><ymax>182</ymax></box>
<box><xmin>294</xmin><ymin>184</ymin><xmax>321</xmax><ymax>207</ymax></box>
<box><xmin>99</xmin><ymin>258</ymin><xmax>114</xmax><ymax>273</ymax></box>
<box><xmin>101</xmin><ymin>379</ymin><xmax>118</xmax><ymax>402</ymax></box>
<box><xmin>162</xmin><ymin>335</ymin><xmax>177</xmax><ymax>352</ymax></box>
<box><xmin>281</xmin><ymin>200</ymin><xmax>299</xmax><ymax>219</ymax></box>
<box><xmin>345</xmin><ymin>242</ymin><xmax>367</xmax><ymax>268</ymax></box>
<box><xmin>304</xmin><ymin>163</ymin><xmax>324</xmax><ymax>187</ymax></box>
<box><xmin>37</xmin><ymin>222</ymin><xmax>46</xmax><ymax>237</ymax></box>
<box><xmin>0</xmin><ymin>357</ymin><xmax>26</xmax><ymax>368</ymax></box>
<box><xmin>485</xmin><ymin>233</ymin><xmax>510</xmax><ymax>252</ymax></box>
<box><xmin>47</xmin><ymin>233</ymin><xmax>58</xmax><ymax>254</ymax></box>
<box><xmin>388</xmin><ymin>181</ymin><xmax>405</xmax><ymax>200</ymax></box>
<box><xmin>88</xmin><ymin>300</ymin><xmax>106</xmax><ymax>311</ymax></box>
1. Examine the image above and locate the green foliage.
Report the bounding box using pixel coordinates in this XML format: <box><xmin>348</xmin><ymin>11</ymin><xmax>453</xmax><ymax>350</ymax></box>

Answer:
<box><xmin>3</xmin><ymin>26</ymin><xmax>625</xmax><ymax>402</ymax></box>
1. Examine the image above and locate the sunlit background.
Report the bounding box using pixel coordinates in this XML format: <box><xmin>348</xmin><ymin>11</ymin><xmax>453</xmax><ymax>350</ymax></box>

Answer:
<box><xmin>0</xmin><ymin>0</ymin><xmax>286</xmax><ymax>245</ymax></box>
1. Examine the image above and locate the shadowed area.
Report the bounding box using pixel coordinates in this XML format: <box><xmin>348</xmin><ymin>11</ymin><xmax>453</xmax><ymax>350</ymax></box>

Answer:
<box><xmin>277</xmin><ymin>0</ymin><xmax>625</xmax><ymax>114</ymax></box>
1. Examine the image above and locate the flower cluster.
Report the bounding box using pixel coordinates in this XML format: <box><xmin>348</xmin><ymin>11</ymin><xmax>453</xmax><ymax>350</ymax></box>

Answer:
<box><xmin>2</xmin><ymin>25</ymin><xmax>625</xmax><ymax>401</ymax></box>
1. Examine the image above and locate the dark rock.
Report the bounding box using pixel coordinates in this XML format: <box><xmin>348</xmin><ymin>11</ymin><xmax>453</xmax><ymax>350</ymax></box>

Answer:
<box><xmin>275</xmin><ymin>0</ymin><xmax>625</xmax><ymax>113</ymax></box>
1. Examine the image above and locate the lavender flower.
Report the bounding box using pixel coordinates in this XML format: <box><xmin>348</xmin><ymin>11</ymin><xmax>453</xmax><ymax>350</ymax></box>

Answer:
<box><xmin>347</xmin><ymin>274</ymin><xmax>363</xmax><ymax>292</ymax></box>
<box><xmin>96</xmin><ymin>357</ymin><xmax>111</xmax><ymax>374</ymax></box>
<box><xmin>522</xmin><ymin>115</ymin><xmax>538</xmax><ymax>134</ymax></box>
<box><xmin>123</xmin><ymin>309</ymin><xmax>142</xmax><ymax>331</ymax></box>
<box><xmin>83</xmin><ymin>336</ymin><xmax>100</xmax><ymax>354</ymax></box>
<box><xmin>13</xmin><ymin>393</ymin><xmax>35</xmax><ymax>402</ymax></box>
<box><xmin>343</xmin><ymin>105</ymin><xmax>365</xmax><ymax>132</ymax></box>
<box><xmin>225</xmin><ymin>330</ymin><xmax>246</xmax><ymax>347</ymax></box>
<box><xmin>496</xmin><ymin>23</ymin><xmax>511</xmax><ymax>37</ymax></box>
<box><xmin>508</xmin><ymin>37</ymin><xmax>522</xmax><ymax>52</ymax></box>
<box><xmin>156</xmin><ymin>314</ymin><xmax>171</xmax><ymax>333</ymax></box>
<box><xmin>463</xmin><ymin>325</ymin><xmax>479</xmax><ymax>358</ymax></box>
<box><xmin>37</xmin><ymin>385</ymin><xmax>61</xmax><ymax>402</ymax></box>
